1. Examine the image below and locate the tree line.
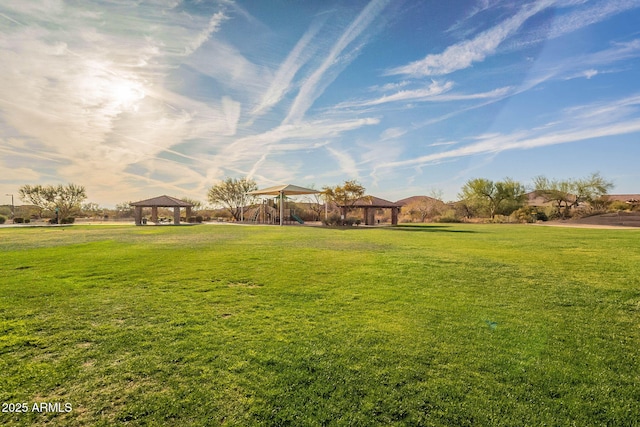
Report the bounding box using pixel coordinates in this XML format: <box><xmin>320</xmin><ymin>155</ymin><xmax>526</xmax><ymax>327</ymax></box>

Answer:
<box><xmin>4</xmin><ymin>171</ymin><xmax>622</xmax><ymax>225</ymax></box>
<box><xmin>457</xmin><ymin>172</ymin><xmax>613</xmax><ymax>221</ymax></box>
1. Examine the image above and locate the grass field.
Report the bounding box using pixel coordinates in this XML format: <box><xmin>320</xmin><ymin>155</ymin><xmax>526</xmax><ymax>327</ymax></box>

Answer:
<box><xmin>1</xmin><ymin>223</ymin><xmax>639</xmax><ymax>426</ymax></box>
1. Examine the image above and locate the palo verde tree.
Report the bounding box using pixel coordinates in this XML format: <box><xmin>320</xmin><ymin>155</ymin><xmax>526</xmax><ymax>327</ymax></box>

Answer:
<box><xmin>459</xmin><ymin>178</ymin><xmax>526</xmax><ymax>219</ymax></box>
<box><xmin>18</xmin><ymin>183</ymin><xmax>87</xmax><ymax>223</ymax></box>
<box><xmin>533</xmin><ymin>172</ymin><xmax>613</xmax><ymax>219</ymax></box>
<box><xmin>321</xmin><ymin>179</ymin><xmax>367</xmax><ymax>218</ymax></box>
<box><xmin>207</xmin><ymin>177</ymin><xmax>258</xmax><ymax>221</ymax></box>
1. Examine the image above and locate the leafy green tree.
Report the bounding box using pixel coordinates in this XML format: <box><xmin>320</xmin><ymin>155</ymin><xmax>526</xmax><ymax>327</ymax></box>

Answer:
<box><xmin>207</xmin><ymin>177</ymin><xmax>258</xmax><ymax>221</ymax></box>
<box><xmin>322</xmin><ymin>180</ymin><xmax>367</xmax><ymax>218</ymax></box>
<box><xmin>459</xmin><ymin>178</ymin><xmax>526</xmax><ymax>219</ymax></box>
<box><xmin>533</xmin><ymin>172</ymin><xmax>613</xmax><ymax>219</ymax></box>
<box><xmin>18</xmin><ymin>183</ymin><xmax>87</xmax><ymax>223</ymax></box>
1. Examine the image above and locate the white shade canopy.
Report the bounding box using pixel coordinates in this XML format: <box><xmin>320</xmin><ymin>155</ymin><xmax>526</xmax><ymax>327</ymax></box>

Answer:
<box><xmin>248</xmin><ymin>184</ymin><xmax>319</xmax><ymax>196</ymax></box>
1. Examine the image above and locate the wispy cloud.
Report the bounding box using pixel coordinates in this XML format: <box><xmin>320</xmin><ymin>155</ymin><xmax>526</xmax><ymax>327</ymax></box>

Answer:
<box><xmin>337</xmin><ymin>83</ymin><xmax>512</xmax><ymax>110</ymax></box>
<box><xmin>326</xmin><ymin>145</ymin><xmax>359</xmax><ymax>178</ymax></box>
<box><xmin>184</xmin><ymin>11</ymin><xmax>227</xmax><ymax>55</ymax></box>
<box><xmin>221</xmin><ymin>117</ymin><xmax>380</xmax><ymax>162</ymax></box>
<box><xmin>387</xmin><ymin>1</ymin><xmax>554</xmax><ymax>77</ymax></box>
<box><xmin>284</xmin><ymin>0</ymin><xmax>390</xmax><ymax>123</ymax></box>
<box><xmin>1</xmin><ymin>1</ymin><xmax>639</xmax><ymax>204</ymax></box>
<box><xmin>375</xmin><ymin>94</ymin><xmax>640</xmax><ymax>171</ymax></box>
<box><xmin>0</xmin><ymin>1</ymin><xmax>240</xmax><ymax>202</ymax></box>
<box><xmin>541</xmin><ymin>0</ymin><xmax>640</xmax><ymax>41</ymax></box>
<box><xmin>336</xmin><ymin>80</ymin><xmax>454</xmax><ymax>108</ymax></box>
<box><xmin>251</xmin><ymin>19</ymin><xmax>324</xmax><ymax>116</ymax></box>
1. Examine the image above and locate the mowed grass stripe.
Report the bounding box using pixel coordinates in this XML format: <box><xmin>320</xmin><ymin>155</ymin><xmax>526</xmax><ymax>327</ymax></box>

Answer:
<box><xmin>0</xmin><ymin>224</ymin><xmax>638</xmax><ymax>426</ymax></box>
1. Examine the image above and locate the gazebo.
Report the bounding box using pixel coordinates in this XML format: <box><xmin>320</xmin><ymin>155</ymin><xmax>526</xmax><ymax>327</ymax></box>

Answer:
<box><xmin>248</xmin><ymin>184</ymin><xmax>319</xmax><ymax>226</ymax></box>
<box><xmin>339</xmin><ymin>195</ymin><xmax>402</xmax><ymax>225</ymax></box>
<box><xmin>130</xmin><ymin>195</ymin><xmax>193</xmax><ymax>225</ymax></box>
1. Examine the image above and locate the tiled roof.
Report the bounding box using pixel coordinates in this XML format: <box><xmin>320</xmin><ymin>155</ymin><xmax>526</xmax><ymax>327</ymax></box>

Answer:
<box><xmin>130</xmin><ymin>195</ymin><xmax>193</xmax><ymax>207</ymax></box>
<box><xmin>342</xmin><ymin>195</ymin><xmax>401</xmax><ymax>208</ymax></box>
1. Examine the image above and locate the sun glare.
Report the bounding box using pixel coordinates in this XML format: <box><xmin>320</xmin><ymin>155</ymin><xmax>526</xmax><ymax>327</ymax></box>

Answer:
<box><xmin>78</xmin><ymin>67</ymin><xmax>147</xmax><ymax>115</ymax></box>
<box><xmin>110</xmin><ymin>79</ymin><xmax>145</xmax><ymax>111</ymax></box>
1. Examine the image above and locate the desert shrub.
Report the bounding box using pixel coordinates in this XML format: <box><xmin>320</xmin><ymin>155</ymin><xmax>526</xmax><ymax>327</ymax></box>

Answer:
<box><xmin>534</xmin><ymin>209</ymin><xmax>548</xmax><ymax>221</ymax></box>
<box><xmin>322</xmin><ymin>214</ymin><xmax>361</xmax><ymax>226</ymax></box>
<box><xmin>60</xmin><ymin>217</ymin><xmax>75</xmax><ymax>224</ymax></box>
<box><xmin>14</xmin><ymin>217</ymin><xmax>24</xmax><ymax>224</ymax></box>
<box><xmin>512</xmin><ymin>206</ymin><xmax>548</xmax><ymax>223</ymax></box>
<box><xmin>24</xmin><ymin>218</ymin><xmax>30</xmax><ymax>223</ymax></box>
<box><xmin>437</xmin><ymin>216</ymin><xmax>462</xmax><ymax>223</ymax></box>
<box><xmin>487</xmin><ymin>215</ymin><xmax>511</xmax><ymax>224</ymax></box>
<box><xmin>345</xmin><ymin>217</ymin><xmax>361</xmax><ymax>226</ymax></box>
<box><xmin>437</xmin><ymin>209</ymin><xmax>462</xmax><ymax>223</ymax></box>
<box><xmin>546</xmin><ymin>209</ymin><xmax>563</xmax><ymax>220</ymax></box>
<box><xmin>322</xmin><ymin>213</ymin><xmax>342</xmax><ymax>226</ymax></box>
<box><xmin>196</xmin><ymin>216</ymin><xmax>203</xmax><ymax>223</ymax></box>
<box><xmin>0</xmin><ymin>215</ymin><xmax>6</xmax><ymax>224</ymax></box>
<box><xmin>609</xmin><ymin>201</ymin><xmax>631</xmax><ymax>212</ymax></box>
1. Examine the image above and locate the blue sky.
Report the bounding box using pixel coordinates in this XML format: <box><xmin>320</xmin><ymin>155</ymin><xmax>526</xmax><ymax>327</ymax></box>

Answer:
<box><xmin>1</xmin><ymin>0</ymin><xmax>640</xmax><ymax>207</ymax></box>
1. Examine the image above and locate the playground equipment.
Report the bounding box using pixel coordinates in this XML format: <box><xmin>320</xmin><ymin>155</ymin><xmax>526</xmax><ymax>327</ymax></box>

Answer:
<box><xmin>247</xmin><ymin>198</ymin><xmax>304</xmax><ymax>225</ymax></box>
<box><xmin>248</xmin><ymin>184</ymin><xmax>319</xmax><ymax>226</ymax></box>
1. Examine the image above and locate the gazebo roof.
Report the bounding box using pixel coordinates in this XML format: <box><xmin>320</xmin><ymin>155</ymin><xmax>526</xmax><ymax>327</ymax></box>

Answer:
<box><xmin>248</xmin><ymin>184</ymin><xmax>319</xmax><ymax>196</ymax></box>
<box><xmin>342</xmin><ymin>195</ymin><xmax>402</xmax><ymax>208</ymax></box>
<box><xmin>130</xmin><ymin>195</ymin><xmax>193</xmax><ymax>207</ymax></box>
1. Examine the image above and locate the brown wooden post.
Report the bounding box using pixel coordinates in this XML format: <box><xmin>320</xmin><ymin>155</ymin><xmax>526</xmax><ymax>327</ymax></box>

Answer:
<box><xmin>173</xmin><ymin>207</ymin><xmax>180</xmax><ymax>224</ymax></box>
<box><xmin>135</xmin><ymin>206</ymin><xmax>142</xmax><ymax>225</ymax></box>
<box><xmin>186</xmin><ymin>206</ymin><xmax>192</xmax><ymax>221</ymax></box>
<box><xmin>391</xmin><ymin>207</ymin><xmax>398</xmax><ymax>225</ymax></box>
<box><xmin>151</xmin><ymin>206</ymin><xmax>158</xmax><ymax>223</ymax></box>
<box><xmin>363</xmin><ymin>207</ymin><xmax>369</xmax><ymax>225</ymax></box>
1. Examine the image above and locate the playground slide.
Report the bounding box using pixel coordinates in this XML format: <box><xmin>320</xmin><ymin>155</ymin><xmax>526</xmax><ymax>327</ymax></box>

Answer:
<box><xmin>291</xmin><ymin>213</ymin><xmax>304</xmax><ymax>224</ymax></box>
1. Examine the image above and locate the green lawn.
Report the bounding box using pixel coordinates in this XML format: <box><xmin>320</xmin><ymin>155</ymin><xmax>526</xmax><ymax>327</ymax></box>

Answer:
<box><xmin>1</xmin><ymin>223</ymin><xmax>639</xmax><ymax>426</ymax></box>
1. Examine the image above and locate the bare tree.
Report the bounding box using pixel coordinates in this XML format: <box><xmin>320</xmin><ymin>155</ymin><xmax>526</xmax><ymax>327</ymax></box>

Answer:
<box><xmin>302</xmin><ymin>185</ymin><xmax>325</xmax><ymax>221</ymax></box>
<box><xmin>404</xmin><ymin>195</ymin><xmax>446</xmax><ymax>222</ymax></box>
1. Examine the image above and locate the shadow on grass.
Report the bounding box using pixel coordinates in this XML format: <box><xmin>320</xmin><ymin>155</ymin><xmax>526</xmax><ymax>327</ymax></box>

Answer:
<box><xmin>388</xmin><ymin>224</ymin><xmax>477</xmax><ymax>233</ymax></box>
<box><xmin>313</xmin><ymin>224</ymin><xmax>477</xmax><ymax>233</ymax></box>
